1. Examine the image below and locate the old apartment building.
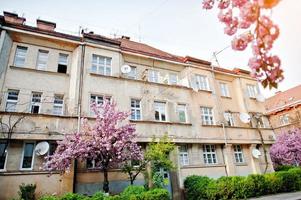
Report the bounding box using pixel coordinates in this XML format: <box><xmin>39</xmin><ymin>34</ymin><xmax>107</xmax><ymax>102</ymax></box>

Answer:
<box><xmin>265</xmin><ymin>85</ymin><xmax>301</xmax><ymax>135</ymax></box>
<box><xmin>0</xmin><ymin>11</ymin><xmax>275</xmax><ymax>199</ymax></box>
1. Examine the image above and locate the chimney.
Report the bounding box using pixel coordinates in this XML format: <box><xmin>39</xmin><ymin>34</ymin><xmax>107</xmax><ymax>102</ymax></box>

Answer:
<box><xmin>121</xmin><ymin>35</ymin><xmax>130</xmax><ymax>40</ymax></box>
<box><xmin>3</xmin><ymin>11</ymin><xmax>26</xmax><ymax>25</ymax></box>
<box><xmin>36</xmin><ymin>19</ymin><xmax>56</xmax><ymax>31</ymax></box>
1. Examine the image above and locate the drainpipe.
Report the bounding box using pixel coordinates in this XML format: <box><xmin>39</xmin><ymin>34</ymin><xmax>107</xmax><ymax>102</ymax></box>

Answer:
<box><xmin>73</xmin><ymin>42</ymin><xmax>86</xmax><ymax>193</ymax></box>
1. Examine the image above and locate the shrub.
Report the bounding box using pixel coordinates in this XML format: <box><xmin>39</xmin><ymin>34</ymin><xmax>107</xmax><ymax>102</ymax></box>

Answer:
<box><xmin>245</xmin><ymin>174</ymin><xmax>267</xmax><ymax>197</ymax></box>
<box><xmin>39</xmin><ymin>195</ymin><xmax>58</xmax><ymax>200</ymax></box>
<box><xmin>141</xmin><ymin>188</ymin><xmax>169</xmax><ymax>200</ymax></box>
<box><xmin>184</xmin><ymin>176</ymin><xmax>212</xmax><ymax>200</ymax></box>
<box><xmin>90</xmin><ymin>192</ymin><xmax>106</xmax><ymax>200</ymax></box>
<box><xmin>60</xmin><ymin>193</ymin><xmax>89</xmax><ymax>200</ymax></box>
<box><xmin>276</xmin><ymin>171</ymin><xmax>299</xmax><ymax>192</ymax></box>
<box><xmin>18</xmin><ymin>183</ymin><xmax>36</xmax><ymax>200</ymax></box>
<box><xmin>275</xmin><ymin>165</ymin><xmax>296</xmax><ymax>171</ymax></box>
<box><xmin>263</xmin><ymin>173</ymin><xmax>282</xmax><ymax>194</ymax></box>
<box><xmin>119</xmin><ymin>185</ymin><xmax>145</xmax><ymax>200</ymax></box>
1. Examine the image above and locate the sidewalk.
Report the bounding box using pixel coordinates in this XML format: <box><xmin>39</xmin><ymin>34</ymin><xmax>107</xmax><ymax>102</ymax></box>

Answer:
<box><xmin>249</xmin><ymin>191</ymin><xmax>301</xmax><ymax>200</ymax></box>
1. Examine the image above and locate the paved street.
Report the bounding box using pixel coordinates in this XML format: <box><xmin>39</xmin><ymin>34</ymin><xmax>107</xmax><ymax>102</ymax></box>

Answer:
<box><xmin>249</xmin><ymin>192</ymin><xmax>301</xmax><ymax>200</ymax></box>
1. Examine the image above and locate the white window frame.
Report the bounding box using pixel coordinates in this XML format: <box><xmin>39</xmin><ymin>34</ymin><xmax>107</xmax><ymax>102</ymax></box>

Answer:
<box><xmin>5</xmin><ymin>90</ymin><xmax>19</xmax><ymax>112</ymax></box>
<box><xmin>131</xmin><ymin>99</ymin><xmax>142</xmax><ymax>120</ymax></box>
<box><xmin>86</xmin><ymin>159</ymin><xmax>101</xmax><ymax>169</ymax></box>
<box><xmin>177</xmin><ymin>104</ymin><xmax>187</xmax><ymax>123</ymax></box>
<box><xmin>280</xmin><ymin>114</ymin><xmax>290</xmax><ymax>126</ymax></box>
<box><xmin>200</xmin><ymin>107</ymin><xmax>214</xmax><ymax>125</ymax></box>
<box><xmin>91</xmin><ymin>54</ymin><xmax>112</xmax><ymax>76</ymax></box>
<box><xmin>30</xmin><ymin>92</ymin><xmax>42</xmax><ymax>114</ymax></box>
<box><xmin>234</xmin><ymin>145</ymin><xmax>245</xmax><ymax>163</ymax></box>
<box><xmin>20</xmin><ymin>141</ymin><xmax>35</xmax><ymax>170</ymax></box>
<box><xmin>14</xmin><ymin>46</ymin><xmax>28</xmax><ymax>67</ymax></box>
<box><xmin>127</xmin><ymin>66</ymin><xmax>137</xmax><ymax>79</ymax></box>
<box><xmin>53</xmin><ymin>95</ymin><xmax>64</xmax><ymax>115</ymax></box>
<box><xmin>220</xmin><ymin>82</ymin><xmax>230</xmax><ymax>97</ymax></box>
<box><xmin>202</xmin><ymin>144</ymin><xmax>218</xmax><ymax>164</ymax></box>
<box><xmin>196</xmin><ymin>75</ymin><xmax>210</xmax><ymax>91</ymax></box>
<box><xmin>224</xmin><ymin>112</ymin><xmax>235</xmax><ymax>126</ymax></box>
<box><xmin>179</xmin><ymin>145</ymin><xmax>189</xmax><ymax>166</ymax></box>
<box><xmin>169</xmin><ymin>73</ymin><xmax>178</xmax><ymax>85</ymax></box>
<box><xmin>58</xmin><ymin>53</ymin><xmax>68</xmax><ymax>73</ymax></box>
<box><xmin>247</xmin><ymin>84</ymin><xmax>257</xmax><ymax>98</ymax></box>
<box><xmin>148</xmin><ymin>70</ymin><xmax>159</xmax><ymax>83</ymax></box>
<box><xmin>0</xmin><ymin>142</ymin><xmax>8</xmax><ymax>171</ymax></box>
<box><xmin>154</xmin><ymin>101</ymin><xmax>167</xmax><ymax>121</ymax></box>
<box><xmin>90</xmin><ymin>94</ymin><xmax>111</xmax><ymax>115</ymax></box>
<box><xmin>36</xmin><ymin>50</ymin><xmax>49</xmax><ymax>70</ymax></box>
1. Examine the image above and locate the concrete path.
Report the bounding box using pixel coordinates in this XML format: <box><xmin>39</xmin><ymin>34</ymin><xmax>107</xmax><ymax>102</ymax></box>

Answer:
<box><xmin>249</xmin><ymin>191</ymin><xmax>301</xmax><ymax>200</ymax></box>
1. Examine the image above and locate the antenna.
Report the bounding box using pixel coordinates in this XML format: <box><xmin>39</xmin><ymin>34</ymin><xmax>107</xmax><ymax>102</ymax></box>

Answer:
<box><xmin>252</xmin><ymin>148</ymin><xmax>262</xmax><ymax>159</ymax></box>
<box><xmin>35</xmin><ymin>141</ymin><xmax>50</xmax><ymax>156</ymax></box>
<box><xmin>120</xmin><ymin>65</ymin><xmax>131</xmax><ymax>74</ymax></box>
<box><xmin>239</xmin><ymin>113</ymin><xmax>251</xmax><ymax>123</ymax></box>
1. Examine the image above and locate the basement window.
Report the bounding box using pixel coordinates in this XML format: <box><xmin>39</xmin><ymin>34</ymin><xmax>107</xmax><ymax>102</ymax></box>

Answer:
<box><xmin>57</xmin><ymin>53</ymin><xmax>68</xmax><ymax>73</ymax></box>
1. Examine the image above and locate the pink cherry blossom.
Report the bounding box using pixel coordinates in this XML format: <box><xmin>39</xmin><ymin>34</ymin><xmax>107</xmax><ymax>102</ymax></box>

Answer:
<box><xmin>44</xmin><ymin>100</ymin><xmax>143</xmax><ymax>193</ymax></box>
<box><xmin>201</xmin><ymin>0</ymin><xmax>283</xmax><ymax>88</ymax></box>
<box><xmin>270</xmin><ymin>129</ymin><xmax>301</xmax><ymax>166</ymax></box>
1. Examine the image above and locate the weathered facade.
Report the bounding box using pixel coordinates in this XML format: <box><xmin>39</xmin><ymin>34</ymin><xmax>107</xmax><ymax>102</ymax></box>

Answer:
<box><xmin>265</xmin><ymin>85</ymin><xmax>301</xmax><ymax>135</ymax></box>
<box><xmin>0</xmin><ymin>11</ymin><xmax>275</xmax><ymax>200</ymax></box>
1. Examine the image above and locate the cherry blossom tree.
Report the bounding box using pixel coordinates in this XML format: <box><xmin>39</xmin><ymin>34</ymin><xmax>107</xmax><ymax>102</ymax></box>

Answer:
<box><xmin>202</xmin><ymin>0</ymin><xmax>283</xmax><ymax>89</ymax></box>
<box><xmin>44</xmin><ymin>100</ymin><xmax>143</xmax><ymax>193</ymax></box>
<box><xmin>270</xmin><ymin>129</ymin><xmax>301</xmax><ymax>167</ymax></box>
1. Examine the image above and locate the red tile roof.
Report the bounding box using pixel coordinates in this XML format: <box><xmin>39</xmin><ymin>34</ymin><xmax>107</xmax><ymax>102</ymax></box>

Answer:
<box><xmin>265</xmin><ymin>84</ymin><xmax>301</xmax><ymax>114</ymax></box>
<box><xmin>117</xmin><ymin>38</ymin><xmax>184</xmax><ymax>63</ymax></box>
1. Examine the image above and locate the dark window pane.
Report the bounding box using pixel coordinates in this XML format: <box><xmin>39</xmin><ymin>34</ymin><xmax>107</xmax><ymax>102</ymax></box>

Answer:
<box><xmin>22</xmin><ymin>143</ymin><xmax>34</xmax><ymax>168</ymax></box>
<box><xmin>57</xmin><ymin>64</ymin><xmax>67</xmax><ymax>73</ymax></box>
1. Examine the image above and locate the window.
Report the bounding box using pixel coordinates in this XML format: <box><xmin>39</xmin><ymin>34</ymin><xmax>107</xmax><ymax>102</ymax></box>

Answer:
<box><xmin>127</xmin><ymin>66</ymin><xmax>137</xmax><ymax>79</ymax></box>
<box><xmin>220</xmin><ymin>83</ymin><xmax>230</xmax><ymax>97</ymax></box>
<box><xmin>247</xmin><ymin>84</ymin><xmax>257</xmax><ymax>98</ymax></box>
<box><xmin>131</xmin><ymin>99</ymin><xmax>141</xmax><ymax>120</ymax></box>
<box><xmin>200</xmin><ymin>107</ymin><xmax>214</xmax><ymax>125</ymax></box>
<box><xmin>91</xmin><ymin>54</ymin><xmax>112</xmax><ymax>75</ymax></box>
<box><xmin>177</xmin><ymin>104</ymin><xmax>187</xmax><ymax>123</ymax></box>
<box><xmin>203</xmin><ymin>144</ymin><xmax>217</xmax><ymax>164</ymax></box>
<box><xmin>57</xmin><ymin>53</ymin><xmax>68</xmax><ymax>73</ymax></box>
<box><xmin>90</xmin><ymin>95</ymin><xmax>111</xmax><ymax>114</ymax></box>
<box><xmin>234</xmin><ymin>145</ymin><xmax>244</xmax><ymax>163</ymax></box>
<box><xmin>14</xmin><ymin>46</ymin><xmax>27</xmax><ymax>67</ymax></box>
<box><xmin>224</xmin><ymin>112</ymin><xmax>235</xmax><ymax>126</ymax></box>
<box><xmin>0</xmin><ymin>142</ymin><xmax>7</xmax><ymax>170</ymax></box>
<box><xmin>30</xmin><ymin>92</ymin><xmax>42</xmax><ymax>114</ymax></box>
<box><xmin>148</xmin><ymin>70</ymin><xmax>159</xmax><ymax>83</ymax></box>
<box><xmin>196</xmin><ymin>75</ymin><xmax>210</xmax><ymax>91</ymax></box>
<box><xmin>36</xmin><ymin>50</ymin><xmax>49</xmax><ymax>70</ymax></box>
<box><xmin>280</xmin><ymin>114</ymin><xmax>290</xmax><ymax>125</ymax></box>
<box><xmin>53</xmin><ymin>95</ymin><xmax>64</xmax><ymax>115</ymax></box>
<box><xmin>5</xmin><ymin>90</ymin><xmax>19</xmax><ymax>112</ymax></box>
<box><xmin>169</xmin><ymin>73</ymin><xmax>178</xmax><ymax>85</ymax></box>
<box><xmin>21</xmin><ymin>142</ymin><xmax>35</xmax><ymax>170</ymax></box>
<box><xmin>86</xmin><ymin>159</ymin><xmax>101</xmax><ymax>169</ymax></box>
<box><xmin>179</xmin><ymin>145</ymin><xmax>189</xmax><ymax>166</ymax></box>
<box><xmin>154</xmin><ymin>101</ymin><xmax>167</xmax><ymax>121</ymax></box>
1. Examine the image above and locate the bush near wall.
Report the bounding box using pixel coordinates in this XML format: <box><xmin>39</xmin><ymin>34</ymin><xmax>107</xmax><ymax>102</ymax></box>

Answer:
<box><xmin>184</xmin><ymin>167</ymin><xmax>301</xmax><ymax>200</ymax></box>
<box><xmin>39</xmin><ymin>186</ymin><xmax>170</xmax><ymax>200</ymax></box>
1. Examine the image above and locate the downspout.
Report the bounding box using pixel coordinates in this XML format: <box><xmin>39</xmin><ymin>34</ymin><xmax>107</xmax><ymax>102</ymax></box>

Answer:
<box><xmin>73</xmin><ymin>41</ymin><xmax>86</xmax><ymax>193</ymax></box>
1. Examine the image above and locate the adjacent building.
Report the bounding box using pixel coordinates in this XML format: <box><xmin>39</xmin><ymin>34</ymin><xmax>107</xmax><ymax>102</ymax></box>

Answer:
<box><xmin>0</xmin><ymin>11</ymin><xmax>275</xmax><ymax>200</ymax></box>
<box><xmin>265</xmin><ymin>84</ymin><xmax>301</xmax><ymax>135</ymax></box>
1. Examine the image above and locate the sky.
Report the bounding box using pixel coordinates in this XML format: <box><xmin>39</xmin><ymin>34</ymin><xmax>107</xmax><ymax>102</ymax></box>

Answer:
<box><xmin>0</xmin><ymin>0</ymin><xmax>300</xmax><ymax>97</ymax></box>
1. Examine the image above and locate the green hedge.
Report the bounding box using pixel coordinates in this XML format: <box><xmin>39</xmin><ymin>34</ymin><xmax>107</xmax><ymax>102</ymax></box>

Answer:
<box><xmin>184</xmin><ymin>167</ymin><xmax>301</xmax><ymax>200</ymax></box>
<box><xmin>39</xmin><ymin>186</ymin><xmax>170</xmax><ymax>200</ymax></box>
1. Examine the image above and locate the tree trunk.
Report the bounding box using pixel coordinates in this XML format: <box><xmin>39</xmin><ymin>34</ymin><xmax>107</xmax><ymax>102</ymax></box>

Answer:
<box><xmin>103</xmin><ymin>168</ymin><xmax>109</xmax><ymax>193</ymax></box>
<box><xmin>130</xmin><ymin>178</ymin><xmax>134</xmax><ymax>185</ymax></box>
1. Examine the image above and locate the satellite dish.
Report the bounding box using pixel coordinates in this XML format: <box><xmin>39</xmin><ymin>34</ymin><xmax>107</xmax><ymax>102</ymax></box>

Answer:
<box><xmin>35</xmin><ymin>141</ymin><xmax>49</xmax><ymax>156</ymax></box>
<box><xmin>223</xmin><ymin>113</ymin><xmax>230</xmax><ymax>121</ymax></box>
<box><xmin>252</xmin><ymin>148</ymin><xmax>262</xmax><ymax>159</ymax></box>
<box><xmin>120</xmin><ymin>65</ymin><xmax>131</xmax><ymax>74</ymax></box>
<box><xmin>239</xmin><ymin>113</ymin><xmax>251</xmax><ymax>123</ymax></box>
<box><xmin>256</xmin><ymin>94</ymin><xmax>265</xmax><ymax>102</ymax></box>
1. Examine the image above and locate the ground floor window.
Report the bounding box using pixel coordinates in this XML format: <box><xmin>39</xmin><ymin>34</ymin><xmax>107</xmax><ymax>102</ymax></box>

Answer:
<box><xmin>21</xmin><ymin>142</ymin><xmax>35</xmax><ymax>170</ymax></box>
<box><xmin>202</xmin><ymin>144</ymin><xmax>217</xmax><ymax>164</ymax></box>
<box><xmin>0</xmin><ymin>142</ymin><xmax>7</xmax><ymax>170</ymax></box>
<box><xmin>234</xmin><ymin>145</ymin><xmax>244</xmax><ymax>163</ymax></box>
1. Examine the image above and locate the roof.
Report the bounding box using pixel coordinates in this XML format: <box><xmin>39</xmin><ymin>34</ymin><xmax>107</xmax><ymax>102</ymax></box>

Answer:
<box><xmin>265</xmin><ymin>84</ymin><xmax>301</xmax><ymax>114</ymax></box>
<box><xmin>117</xmin><ymin>38</ymin><xmax>183</xmax><ymax>63</ymax></box>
